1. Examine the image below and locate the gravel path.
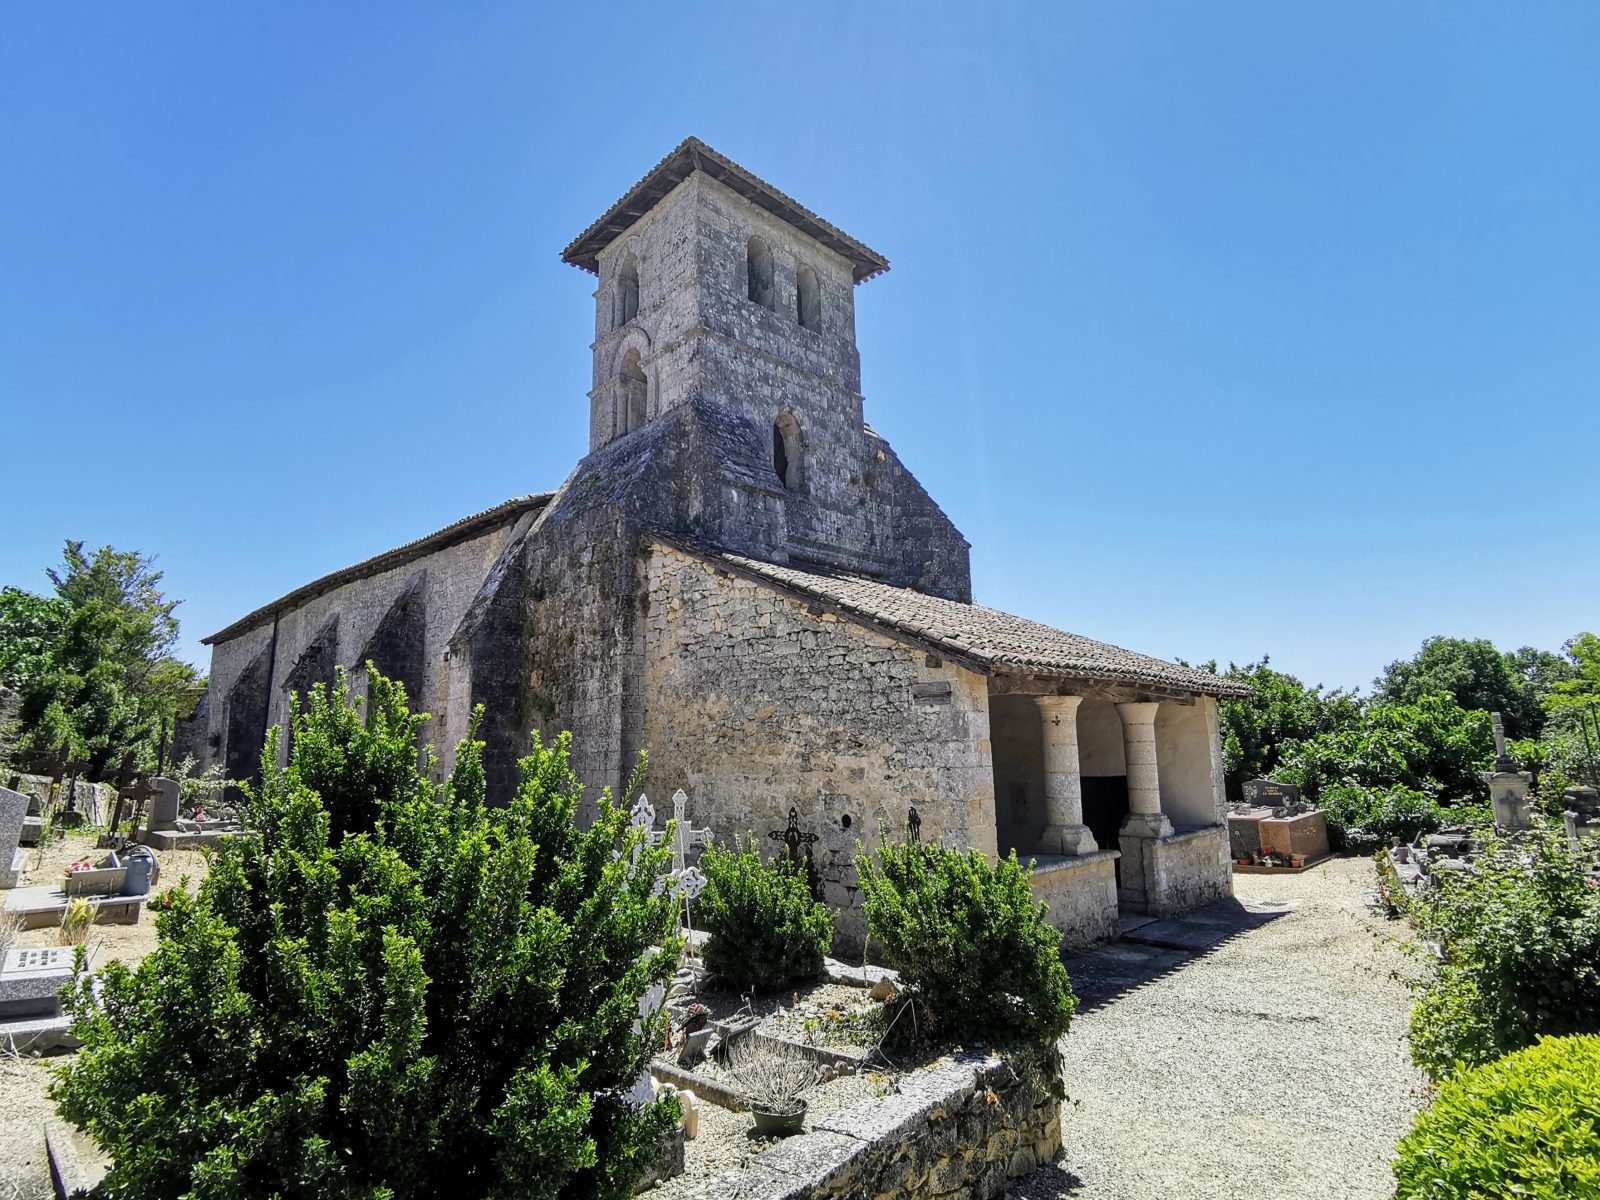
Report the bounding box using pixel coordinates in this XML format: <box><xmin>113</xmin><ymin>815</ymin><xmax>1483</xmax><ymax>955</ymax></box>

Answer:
<box><xmin>1014</xmin><ymin>857</ymin><xmax>1429</xmax><ymax>1200</ymax></box>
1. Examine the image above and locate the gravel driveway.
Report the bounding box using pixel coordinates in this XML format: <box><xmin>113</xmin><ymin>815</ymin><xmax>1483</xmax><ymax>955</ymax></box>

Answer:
<box><xmin>1015</xmin><ymin>857</ymin><xmax>1429</xmax><ymax>1200</ymax></box>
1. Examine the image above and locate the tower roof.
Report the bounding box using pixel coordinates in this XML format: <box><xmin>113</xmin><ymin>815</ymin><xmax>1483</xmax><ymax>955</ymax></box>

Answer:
<box><xmin>560</xmin><ymin>137</ymin><xmax>890</xmax><ymax>284</ymax></box>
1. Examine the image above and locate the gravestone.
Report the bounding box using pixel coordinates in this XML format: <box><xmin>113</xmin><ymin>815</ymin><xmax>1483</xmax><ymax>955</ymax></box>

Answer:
<box><xmin>1241</xmin><ymin>779</ymin><xmax>1300</xmax><ymax>808</ymax></box>
<box><xmin>1565</xmin><ymin>786</ymin><xmax>1600</xmax><ymax>852</ymax></box>
<box><xmin>0</xmin><ymin>786</ymin><xmax>28</xmax><ymax>889</ymax></box>
<box><xmin>147</xmin><ymin>777</ymin><xmax>180</xmax><ymax>833</ymax></box>
<box><xmin>1485</xmin><ymin>712</ymin><xmax>1534</xmax><ymax>831</ymax></box>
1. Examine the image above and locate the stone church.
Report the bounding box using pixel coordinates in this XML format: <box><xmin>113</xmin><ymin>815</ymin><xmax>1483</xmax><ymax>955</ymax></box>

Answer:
<box><xmin>196</xmin><ymin>138</ymin><xmax>1247</xmax><ymax>948</ymax></box>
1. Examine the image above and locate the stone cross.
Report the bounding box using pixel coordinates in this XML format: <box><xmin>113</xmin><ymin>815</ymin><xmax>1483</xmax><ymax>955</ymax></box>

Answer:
<box><xmin>1491</xmin><ymin>711</ymin><xmax>1516</xmax><ymax>773</ymax></box>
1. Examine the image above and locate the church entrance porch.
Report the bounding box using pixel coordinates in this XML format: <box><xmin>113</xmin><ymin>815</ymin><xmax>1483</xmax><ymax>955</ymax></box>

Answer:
<box><xmin>986</xmin><ymin>679</ymin><xmax>1233</xmax><ymax>939</ymax></box>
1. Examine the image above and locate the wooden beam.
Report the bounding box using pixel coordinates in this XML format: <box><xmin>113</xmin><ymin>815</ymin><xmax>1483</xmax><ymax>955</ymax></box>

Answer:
<box><xmin>986</xmin><ymin>671</ymin><xmax>1196</xmax><ymax>706</ymax></box>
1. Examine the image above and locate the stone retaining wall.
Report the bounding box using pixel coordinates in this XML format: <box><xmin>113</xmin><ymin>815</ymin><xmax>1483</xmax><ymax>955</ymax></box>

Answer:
<box><xmin>675</xmin><ymin>1049</ymin><xmax>1062</xmax><ymax>1199</ymax></box>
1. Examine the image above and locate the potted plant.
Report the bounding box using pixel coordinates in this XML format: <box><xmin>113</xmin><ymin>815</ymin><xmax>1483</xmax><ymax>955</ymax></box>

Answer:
<box><xmin>727</xmin><ymin>1037</ymin><xmax>817</xmax><ymax>1137</ymax></box>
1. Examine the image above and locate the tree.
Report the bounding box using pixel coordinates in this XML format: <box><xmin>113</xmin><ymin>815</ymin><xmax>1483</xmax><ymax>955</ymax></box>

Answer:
<box><xmin>13</xmin><ymin>600</ymin><xmax>147</xmax><ymax>773</ymax></box>
<box><xmin>5</xmin><ymin>540</ymin><xmax>198</xmax><ymax>775</ymax></box>
<box><xmin>55</xmin><ymin>671</ymin><xmax>682</xmax><ymax>1199</ymax></box>
<box><xmin>1212</xmin><ymin>657</ymin><xmax>1361</xmax><ymax>801</ymax></box>
<box><xmin>0</xmin><ymin>587</ymin><xmax>67</xmax><ymax>692</ymax></box>
<box><xmin>1377</xmin><ymin>636</ymin><xmax>1552</xmax><ymax>739</ymax></box>
<box><xmin>1279</xmin><ymin>693</ymin><xmax>1493</xmax><ymax>805</ymax></box>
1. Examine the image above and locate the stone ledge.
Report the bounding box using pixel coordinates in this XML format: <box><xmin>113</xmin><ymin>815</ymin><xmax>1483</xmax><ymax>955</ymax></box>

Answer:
<box><xmin>667</xmin><ymin>1049</ymin><xmax>1062</xmax><ymax>1199</ymax></box>
<box><xmin>1027</xmin><ymin>849</ymin><xmax>1121</xmax><ymax>876</ymax></box>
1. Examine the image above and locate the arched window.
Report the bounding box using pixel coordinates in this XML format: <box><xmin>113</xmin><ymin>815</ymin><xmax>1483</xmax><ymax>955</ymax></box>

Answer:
<box><xmin>620</xmin><ymin>347</ymin><xmax>647</xmax><ymax>435</ymax></box>
<box><xmin>617</xmin><ymin>253</ymin><xmax>639</xmax><ymax>326</ymax></box>
<box><xmin>772</xmin><ymin>409</ymin><xmax>802</xmax><ymax>490</ymax></box>
<box><xmin>746</xmin><ymin>235</ymin><xmax>775</xmax><ymax>311</ymax></box>
<box><xmin>795</xmin><ymin>264</ymin><xmax>821</xmax><ymax>331</ymax></box>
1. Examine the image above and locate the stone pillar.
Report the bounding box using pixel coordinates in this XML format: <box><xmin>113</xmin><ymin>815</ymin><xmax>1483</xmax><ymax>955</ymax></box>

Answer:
<box><xmin>1035</xmin><ymin>696</ymin><xmax>1097</xmax><ymax>855</ymax></box>
<box><xmin>1117</xmin><ymin>702</ymin><xmax>1172</xmax><ymax>839</ymax></box>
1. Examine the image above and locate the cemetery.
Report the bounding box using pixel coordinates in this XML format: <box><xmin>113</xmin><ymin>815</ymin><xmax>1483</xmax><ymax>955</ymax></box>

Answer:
<box><xmin>2</xmin><ymin>51</ymin><xmax>1598</xmax><ymax>1198</ymax></box>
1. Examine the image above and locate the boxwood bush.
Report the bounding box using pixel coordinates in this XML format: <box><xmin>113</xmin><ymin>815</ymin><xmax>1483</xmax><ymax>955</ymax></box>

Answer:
<box><xmin>1393</xmin><ymin>1035</ymin><xmax>1600</xmax><ymax>1199</ymax></box>
<box><xmin>697</xmin><ymin>835</ymin><xmax>833</xmax><ymax>989</ymax></box>
<box><xmin>53</xmin><ymin>670</ymin><xmax>682</xmax><ymax>1200</ymax></box>
<box><xmin>856</xmin><ymin>837</ymin><xmax>1075</xmax><ymax>1047</ymax></box>
<box><xmin>1408</xmin><ymin>828</ymin><xmax>1600</xmax><ymax>1079</ymax></box>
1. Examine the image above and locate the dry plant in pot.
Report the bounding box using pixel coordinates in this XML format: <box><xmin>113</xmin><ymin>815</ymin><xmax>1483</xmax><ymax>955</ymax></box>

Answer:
<box><xmin>727</xmin><ymin>1036</ymin><xmax>818</xmax><ymax>1137</ymax></box>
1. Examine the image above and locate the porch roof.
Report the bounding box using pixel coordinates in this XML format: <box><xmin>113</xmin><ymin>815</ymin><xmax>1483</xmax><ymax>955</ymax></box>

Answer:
<box><xmin>671</xmin><ymin>542</ymin><xmax>1249</xmax><ymax>699</ymax></box>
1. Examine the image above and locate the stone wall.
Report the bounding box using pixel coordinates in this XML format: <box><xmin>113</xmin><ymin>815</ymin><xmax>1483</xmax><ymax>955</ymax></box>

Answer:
<box><xmin>1136</xmin><ymin>827</ymin><xmax>1233</xmax><ymax>918</ymax></box>
<box><xmin>203</xmin><ymin>510</ymin><xmax>538</xmax><ymax>787</ymax></box>
<box><xmin>1028</xmin><ymin>853</ymin><xmax>1121</xmax><ymax>948</ymax></box>
<box><xmin>678</xmin><ymin>1050</ymin><xmax>1062</xmax><ymax>1200</ymax></box>
<box><xmin>638</xmin><ymin>543</ymin><xmax>996</xmax><ymax>951</ymax></box>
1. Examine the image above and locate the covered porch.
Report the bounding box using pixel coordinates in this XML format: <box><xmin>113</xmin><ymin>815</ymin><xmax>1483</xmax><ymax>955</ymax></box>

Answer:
<box><xmin>987</xmin><ymin>670</ymin><xmax>1233</xmax><ymax>937</ymax></box>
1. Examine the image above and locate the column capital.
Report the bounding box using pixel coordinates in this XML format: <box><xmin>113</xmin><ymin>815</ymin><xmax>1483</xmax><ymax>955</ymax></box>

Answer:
<box><xmin>1115</xmin><ymin>700</ymin><xmax>1161</xmax><ymax>728</ymax></box>
<box><xmin>1034</xmin><ymin>694</ymin><xmax>1084</xmax><ymax>717</ymax></box>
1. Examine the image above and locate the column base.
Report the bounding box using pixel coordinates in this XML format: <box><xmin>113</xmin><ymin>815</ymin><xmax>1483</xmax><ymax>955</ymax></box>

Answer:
<box><xmin>1040</xmin><ymin>823</ymin><xmax>1099</xmax><ymax>855</ymax></box>
<box><xmin>1120</xmin><ymin>811</ymin><xmax>1174</xmax><ymax>840</ymax></box>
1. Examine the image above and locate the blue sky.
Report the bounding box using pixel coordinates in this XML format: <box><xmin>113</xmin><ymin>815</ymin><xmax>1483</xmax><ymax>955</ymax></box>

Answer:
<box><xmin>2</xmin><ymin>2</ymin><xmax>1596</xmax><ymax>693</ymax></box>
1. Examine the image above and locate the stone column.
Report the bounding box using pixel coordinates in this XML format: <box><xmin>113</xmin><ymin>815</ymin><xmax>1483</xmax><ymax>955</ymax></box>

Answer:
<box><xmin>1117</xmin><ymin>702</ymin><xmax>1173</xmax><ymax>839</ymax></box>
<box><xmin>1035</xmin><ymin>696</ymin><xmax>1097</xmax><ymax>855</ymax></box>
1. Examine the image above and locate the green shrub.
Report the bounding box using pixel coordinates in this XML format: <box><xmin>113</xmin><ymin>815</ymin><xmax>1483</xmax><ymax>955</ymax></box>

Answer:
<box><xmin>856</xmin><ymin>838</ymin><xmax>1075</xmax><ymax>1047</ymax></box>
<box><xmin>698</xmin><ymin>835</ymin><xmax>833</xmax><ymax>989</ymax></box>
<box><xmin>1408</xmin><ymin>829</ymin><xmax>1600</xmax><ymax>1079</ymax></box>
<box><xmin>1320</xmin><ymin>784</ymin><xmax>1446</xmax><ymax>853</ymax></box>
<box><xmin>1393</xmin><ymin>1035</ymin><xmax>1600</xmax><ymax>1199</ymax></box>
<box><xmin>53</xmin><ymin>670</ymin><xmax>682</xmax><ymax>1200</ymax></box>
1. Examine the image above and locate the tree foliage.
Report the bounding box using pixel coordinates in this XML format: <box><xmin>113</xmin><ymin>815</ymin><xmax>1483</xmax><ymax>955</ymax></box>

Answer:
<box><xmin>3</xmin><ymin>540</ymin><xmax>198</xmax><ymax>775</ymax></box>
<box><xmin>54</xmin><ymin>670</ymin><xmax>682</xmax><ymax>1200</ymax></box>
<box><xmin>0</xmin><ymin>587</ymin><xmax>67</xmax><ymax>691</ymax></box>
<box><xmin>1277</xmin><ymin>693</ymin><xmax>1493</xmax><ymax>805</ymax></box>
<box><xmin>1377</xmin><ymin>635</ymin><xmax>1568</xmax><ymax>740</ymax></box>
<box><xmin>1214</xmin><ymin>657</ymin><xmax>1360</xmax><ymax>801</ymax></box>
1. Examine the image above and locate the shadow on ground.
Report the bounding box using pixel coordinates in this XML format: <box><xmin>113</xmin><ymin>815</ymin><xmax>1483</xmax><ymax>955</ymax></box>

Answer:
<box><xmin>1064</xmin><ymin>897</ymin><xmax>1295</xmax><ymax>1013</ymax></box>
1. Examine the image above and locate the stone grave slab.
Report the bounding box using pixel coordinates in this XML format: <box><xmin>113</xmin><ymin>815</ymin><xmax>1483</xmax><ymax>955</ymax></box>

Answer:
<box><xmin>0</xmin><ymin>946</ymin><xmax>74</xmax><ymax>1018</ymax></box>
<box><xmin>3</xmin><ymin>885</ymin><xmax>144</xmax><ymax>930</ymax></box>
<box><xmin>1259</xmin><ymin>810</ymin><xmax>1330</xmax><ymax>863</ymax></box>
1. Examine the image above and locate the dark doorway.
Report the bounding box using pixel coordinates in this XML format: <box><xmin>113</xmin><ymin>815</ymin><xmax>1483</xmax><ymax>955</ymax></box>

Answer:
<box><xmin>1081</xmin><ymin>776</ymin><xmax>1129</xmax><ymax>882</ymax></box>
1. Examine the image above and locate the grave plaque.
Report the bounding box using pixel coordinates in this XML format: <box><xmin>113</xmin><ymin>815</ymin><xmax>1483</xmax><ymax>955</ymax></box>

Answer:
<box><xmin>0</xmin><ymin>946</ymin><xmax>75</xmax><ymax>1018</ymax></box>
<box><xmin>1242</xmin><ymin>779</ymin><xmax>1299</xmax><ymax>808</ymax></box>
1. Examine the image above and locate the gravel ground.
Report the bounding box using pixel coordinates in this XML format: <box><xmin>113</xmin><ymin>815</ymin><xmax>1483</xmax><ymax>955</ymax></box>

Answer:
<box><xmin>0</xmin><ymin>833</ymin><xmax>211</xmax><ymax>1200</ymax></box>
<box><xmin>651</xmin><ymin>1069</ymin><xmax>886</xmax><ymax>1197</ymax></box>
<box><xmin>11</xmin><ymin>831</ymin><xmax>211</xmax><ymax>972</ymax></box>
<box><xmin>0</xmin><ymin>1055</ymin><xmax>61</xmax><ymax>1200</ymax></box>
<box><xmin>1012</xmin><ymin>857</ymin><xmax>1430</xmax><ymax>1200</ymax></box>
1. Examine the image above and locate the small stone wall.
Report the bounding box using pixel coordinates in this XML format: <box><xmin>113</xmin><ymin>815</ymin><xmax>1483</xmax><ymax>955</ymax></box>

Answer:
<box><xmin>676</xmin><ymin>1050</ymin><xmax>1062</xmax><ymax>1199</ymax></box>
<box><xmin>1128</xmin><ymin>826</ymin><xmax>1232</xmax><ymax>918</ymax></box>
<box><xmin>1029</xmin><ymin>852</ymin><xmax>1120</xmax><ymax>948</ymax></box>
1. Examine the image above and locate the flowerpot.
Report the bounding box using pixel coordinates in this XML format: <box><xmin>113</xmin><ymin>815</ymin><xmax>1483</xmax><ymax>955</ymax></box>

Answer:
<box><xmin>750</xmin><ymin>1101</ymin><xmax>806</xmax><ymax>1137</ymax></box>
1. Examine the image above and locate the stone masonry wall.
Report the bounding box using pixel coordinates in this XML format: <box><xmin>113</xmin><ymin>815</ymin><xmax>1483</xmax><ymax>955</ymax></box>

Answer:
<box><xmin>204</xmin><ymin>515</ymin><xmax>531</xmax><ymax>785</ymax></box>
<box><xmin>680</xmin><ymin>1050</ymin><xmax>1063</xmax><ymax>1200</ymax></box>
<box><xmin>639</xmin><ymin>543</ymin><xmax>995</xmax><ymax>952</ymax></box>
<box><xmin>1029</xmin><ymin>853</ymin><xmax>1121</xmax><ymax>949</ymax></box>
<box><xmin>1143</xmin><ymin>827</ymin><xmax>1234</xmax><ymax>918</ymax></box>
